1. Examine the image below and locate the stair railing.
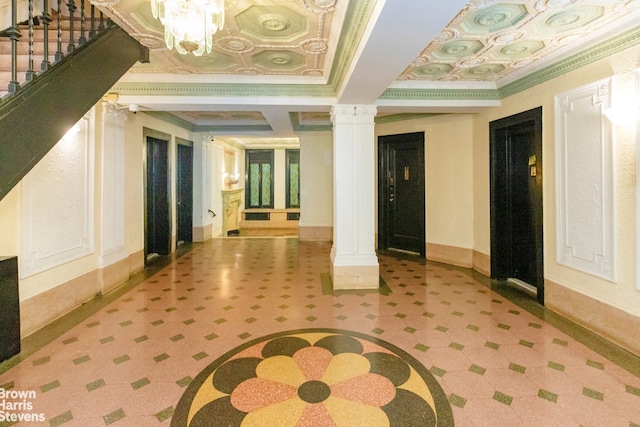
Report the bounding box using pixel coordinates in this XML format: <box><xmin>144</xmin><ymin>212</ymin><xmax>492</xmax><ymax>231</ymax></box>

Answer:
<box><xmin>2</xmin><ymin>0</ymin><xmax>113</xmax><ymax>96</ymax></box>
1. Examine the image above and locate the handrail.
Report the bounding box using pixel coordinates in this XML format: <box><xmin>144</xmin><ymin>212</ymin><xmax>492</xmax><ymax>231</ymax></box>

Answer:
<box><xmin>2</xmin><ymin>0</ymin><xmax>114</xmax><ymax>96</ymax></box>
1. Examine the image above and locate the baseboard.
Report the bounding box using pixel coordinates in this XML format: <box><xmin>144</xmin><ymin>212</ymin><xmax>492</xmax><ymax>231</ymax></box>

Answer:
<box><xmin>193</xmin><ymin>224</ymin><xmax>213</xmax><ymax>242</ymax></box>
<box><xmin>299</xmin><ymin>226</ymin><xmax>332</xmax><ymax>241</ymax></box>
<box><xmin>21</xmin><ymin>250</ymin><xmax>145</xmax><ymax>338</ymax></box>
<box><xmin>472</xmin><ymin>250</ymin><xmax>491</xmax><ymax>277</ymax></box>
<box><xmin>128</xmin><ymin>249</ymin><xmax>144</xmax><ymax>275</ymax></box>
<box><xmin>21</xmin><ymin>270</ymin><xmax>100</xmax><ymax>337</ymax></box>
<box><xmin>99</xmin><ymin>256</ymin><xmax>130</xmax><ymax>294</ymax></box>
<box><xmin>546</xmin><ymin>278</ymin><xmax>640</xmax><ymax>356</ymax></box>
<box><xmin>426</xmin><ymin>243</ymin><xmax>473</xmax><ymax>268</ymax></box>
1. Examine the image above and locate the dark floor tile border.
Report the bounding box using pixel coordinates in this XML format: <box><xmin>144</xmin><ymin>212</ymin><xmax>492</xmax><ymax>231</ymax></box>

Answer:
<box><xmin>377</xmin><ymin>249</ymin><xmax>426</xmax><ymax>265</ymax></box>
<box><xmin>0</xmin><ymin>244</ymin><xmax>194</xmax><ymax>376</ymax></box>
<box><xmin>436</xmin><ymin>260</ymin><xmax>640</xmax><ymax>379</ymax></box>
<box><xmin>375</xmin><ymin>249</ymin><xmax>640</xmax><ymax>378</ymax></box>
<box><xmin>320</xmin><ymin>273</ymin><xmax>391</xmax><ymax>296</ymax></box>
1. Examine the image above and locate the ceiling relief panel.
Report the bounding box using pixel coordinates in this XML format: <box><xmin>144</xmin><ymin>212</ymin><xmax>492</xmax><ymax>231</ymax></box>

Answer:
<box><xmin>101</xmin><ymin>0</ymin><xmax>338</xmax><ymax>77</ymax></box>
<box><xmin>401</xmin><ymin>0</ymin><xmax>640</xmax><ymax>83</ymax></box>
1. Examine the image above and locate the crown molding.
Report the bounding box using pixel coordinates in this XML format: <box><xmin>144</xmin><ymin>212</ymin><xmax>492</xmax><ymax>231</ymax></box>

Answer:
<box><xmin>111</xmin><ymin>82</ymin><xmax>335</xmax><ymax>97</ymax></box>
<box><xmin>499</xmin><ymin>25</ymin><xmax>640</xmax><ymax>98</ymax></box>
<box><xmin>379</xmin><ymin>88</ymin><xmax>500</xmax><ymax>100</ymax></box>
<box><xmin>290</xmin><ymin>112</ymin><xmax>332</xmax><ymax>132</ymax></box>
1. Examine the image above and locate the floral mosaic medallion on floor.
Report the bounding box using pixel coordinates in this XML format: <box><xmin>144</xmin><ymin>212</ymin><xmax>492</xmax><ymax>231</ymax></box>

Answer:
<box><xmin>172</xmin><ymin>328</ymin><xmax>453</xmax><ymax>426</ymax></box>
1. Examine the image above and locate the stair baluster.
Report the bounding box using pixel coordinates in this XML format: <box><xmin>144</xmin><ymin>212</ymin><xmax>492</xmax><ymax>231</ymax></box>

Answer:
<box><xmin>26</xmin><ymin>0</ymin><xmax>36</xmax><ymax>82</ymax></box>
<box><xmin>7</xmin><ymin>0</ymin><xmax>21</xmax><ymax>93</ymax></box>
<box><xmin>2</xmin><ymin>0</ymin><xmax>124</xmax><ymax>98</ymax></box>
<box><xmin>55</xmin><ymin>0</ymin><xmax>63</xmax><ymax>62</ymax></box>
<box><xmin>66</xmin><ymin>0</ymin><xmax>76</xmax><ymax>52</ymax></box>
<box><xmin>89</xmin><ymin>5</ymin><xmax>96</xmax><ymax>38</ymax></box>
<box><xmin>41</xmin><ymin>0</ymin><xmax>51</xmax><ymax>71</ymax></box>
<box><xmin>98</xmin><ymin>8</ymin><xmax>105</xmax><ymax>32</ymax></box>
<box><xmin>78</xmin><ymin>0</ymin><xmax>86</xmax><ymax>45</ymax></box>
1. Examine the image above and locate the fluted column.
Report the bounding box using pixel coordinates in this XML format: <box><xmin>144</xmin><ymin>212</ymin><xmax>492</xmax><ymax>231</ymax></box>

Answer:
<box><xmin>330</xmin><ymin>104</ymin><xmax>379</xmax><ymax>290</ymax></box>
<box><xmin>99</xmin><ymin>103</ymin><xmax>128</xmax><ymax>293</ymax></box>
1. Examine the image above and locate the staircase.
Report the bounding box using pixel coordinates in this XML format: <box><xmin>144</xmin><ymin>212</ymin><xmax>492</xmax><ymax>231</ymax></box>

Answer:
<box><xmin>1</xmin><ymin>0</ymin><xmax>103</xmax><ymax>95</ymax></box>
<box><xmin>0</xmin><ymin>0</ymin><xmax>147</xmax><ymax>202</ymax></box>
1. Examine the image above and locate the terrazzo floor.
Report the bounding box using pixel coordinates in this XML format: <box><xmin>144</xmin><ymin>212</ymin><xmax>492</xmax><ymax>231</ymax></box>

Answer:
<box><xmin>1</xmin><ymin>237</ymin><xmax>640</xmax><ymax>426</ymax></box>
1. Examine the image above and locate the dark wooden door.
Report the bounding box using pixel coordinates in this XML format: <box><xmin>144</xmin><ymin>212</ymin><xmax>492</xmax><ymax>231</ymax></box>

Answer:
<box><xmin>145</xmin><ymin>136</ymin><xmax>171</xmax><ymax>260</ymax></box>
<box><xmin>490</xmin><ymin>107</ymin><xmax>544</xmax><ymax>303</ymax></box>
<box><xmin>378</xmin><ymin>132</ymin><xmax>425</xmax><ymax>256</ymax></box>
<box><xmin>176</xmin><ymin>143</ymin><xmax>193</xmax><ymax>244</ymax></box>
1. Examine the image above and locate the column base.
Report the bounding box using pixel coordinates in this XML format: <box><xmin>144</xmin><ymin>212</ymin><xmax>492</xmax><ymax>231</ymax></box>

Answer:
<box><xmin>330</xmin><ymin>250</ymin><xmax>380</xmax><ymax>290</ymax></box>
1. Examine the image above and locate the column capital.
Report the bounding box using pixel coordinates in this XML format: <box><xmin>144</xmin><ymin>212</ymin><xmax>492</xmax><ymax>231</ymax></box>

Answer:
<box><xmin>330</xmin><ymin>104</ymin><xmax>377</xmax><ymax>124</ymax></box>
<box><xmin>101</xmin><ymin>102</ymin><xmax>128</xmax><ymax>124</ymax></box>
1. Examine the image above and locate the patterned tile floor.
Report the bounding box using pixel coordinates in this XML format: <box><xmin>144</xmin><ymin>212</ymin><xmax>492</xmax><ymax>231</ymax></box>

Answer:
<box><xmin>1</xmin><ymin>238</ymin><xmax>640</xmax><ymax>426</ymax></box>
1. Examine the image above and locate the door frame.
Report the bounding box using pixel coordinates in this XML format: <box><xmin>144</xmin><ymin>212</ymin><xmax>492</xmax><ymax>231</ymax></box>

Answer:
<box><xmin>143</xmin><ymin>127</ymin><xmax>172</xmax><ymax>263</ymax></box>
<box><xmin>490</xmin><ymin>107</ymin><xmax>544</xmax><ymax>304</ymax></box>
<box><xmin>378</xmin><ymin>131</ymin><xmax>426</xmax><ymax>257</ymax></box>
<box><xmin>176</xmin><ymin>138</ymin><xmax>193</xmax><ymax>244</ymax></box>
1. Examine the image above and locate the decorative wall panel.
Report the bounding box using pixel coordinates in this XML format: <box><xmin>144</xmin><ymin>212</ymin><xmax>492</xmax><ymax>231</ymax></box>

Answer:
<box><xmin>555</xmin><ymin>78</ymin><xmax>614</xmax><ymax>281</ymax></box>
<box><xmin>21</xmin><ymin>112</ymin><xmax>95</xmax><ymax>278</ymax></box>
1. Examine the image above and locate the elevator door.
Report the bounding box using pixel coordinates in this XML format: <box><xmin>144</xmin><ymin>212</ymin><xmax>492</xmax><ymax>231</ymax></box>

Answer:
<box><xmin>145</xmin><ymin>136</ymin><xmax>171</xmax><ymax>261</ymax></box>
<box><xmin>176</xmin><ymin>143</ymin><xmax>193</xmax><ymax>244</ymax></box>
<box><xmin>378</xmin><ymin>132</ymin><xmax>425</xmax><ymax>256</ymax></box>
<box><xmin>490</xmin><ymin>107</ymin><xmax>544</xmax><ymax>303</ymax></box>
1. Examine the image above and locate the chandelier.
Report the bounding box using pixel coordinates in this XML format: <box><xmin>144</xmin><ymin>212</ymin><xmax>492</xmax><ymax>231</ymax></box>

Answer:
<box><xmin>151</xmin><ymin>0</ymin><xmax>225</xmax><ymax>56</ymax></box>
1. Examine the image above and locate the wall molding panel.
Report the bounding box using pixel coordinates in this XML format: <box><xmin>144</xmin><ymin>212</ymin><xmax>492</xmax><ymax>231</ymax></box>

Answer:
<box><xmin>555</xmin><ymin>78</ymin><xmax>615</xmax><ymax>282</ymax></box>
<box><xmin>21</xmin><ymin>111</ymin><xmax>96</xmax><ymax>278</ymax></box>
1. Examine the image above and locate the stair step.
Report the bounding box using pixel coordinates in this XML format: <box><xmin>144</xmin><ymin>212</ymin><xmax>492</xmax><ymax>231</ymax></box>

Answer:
<box><xmin>0</xmin><ymin>1</ymin><xmax>114</xmax><ymax>95</ymax></box>
<box><xmin>0</xmin><ymin>40</ymin><xmax>78</xmax><ymax>55</ymax></box>
<box><xmin>0</xmin><ymin>54</ymin><xmax>60</xmax><ymax>71</ymax></box>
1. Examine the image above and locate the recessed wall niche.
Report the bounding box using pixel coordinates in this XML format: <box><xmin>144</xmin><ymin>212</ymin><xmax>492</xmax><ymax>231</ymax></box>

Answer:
<box><xmin>554</xmin><ymin>78</ymin><xmax>615</xmax><ymax>282</ymax></box>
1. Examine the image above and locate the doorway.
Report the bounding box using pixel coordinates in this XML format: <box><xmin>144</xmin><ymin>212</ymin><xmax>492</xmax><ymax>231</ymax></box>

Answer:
<box><xmin>378</xmin><ymin>132</ymin><xmax>426</xmax><ymax>256</ymax></box>
<box><xmin>490</xmin><ymin>107</ymin><xmax>544</xmax><ymax>304</ymax></box>
<box><xmin>176</xmin><ymin>141</ymin><xmax>193</xmax><ymax>245</ymax></box>
<box><xmin>145</xmin><ymin>135</ymin><xmax>171</xmax><ymax>262</ymax></box>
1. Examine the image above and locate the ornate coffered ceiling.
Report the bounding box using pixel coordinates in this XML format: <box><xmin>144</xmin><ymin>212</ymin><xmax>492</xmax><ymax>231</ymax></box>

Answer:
<box><xmin>400</xmin><ymin>0</ymin><xmax>640</xmax><ymax>84</ymax></box>
<box><xmin>101</xmin><ymin>0</ymin><xmax>640</xmax><ymax>138</ymax></box>
<box><xmin>102</xmin><ymin>0</ymin><xmax>341</xmax><ymax>79</ymax></box>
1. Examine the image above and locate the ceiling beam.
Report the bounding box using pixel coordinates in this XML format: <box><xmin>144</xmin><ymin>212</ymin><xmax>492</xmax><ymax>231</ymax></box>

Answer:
<box><xmin>260</xmin><ymin>107</ymin><xmax>295</xmax><ymax>136</ymax></box>
<box><xmin>337</xmin><ymin>0</ymin><xmax>468</xmax><ymax>105</ymax></box>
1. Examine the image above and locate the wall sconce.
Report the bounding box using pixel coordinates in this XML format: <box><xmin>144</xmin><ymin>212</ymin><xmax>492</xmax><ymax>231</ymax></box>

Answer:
<box><xmin>603</xmin><ymin>106</ymin><xmax>640</xmax><ymax>126</ymax></box>
<box><xmin>223</xmin><ymin>173</ymin><xmax>239</xmax><ymax>188</ymax></box>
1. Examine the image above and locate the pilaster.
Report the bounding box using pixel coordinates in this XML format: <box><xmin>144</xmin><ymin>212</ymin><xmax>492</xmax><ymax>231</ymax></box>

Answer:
<box><xmin>99</xmin><ymin>103</ymin><xmax>128</xmax><ymax>292</ymax></box>
<box><xmin>330</xmin><ymin>105</ymin><xmax>379</xmax><ymax>290</ymax></box>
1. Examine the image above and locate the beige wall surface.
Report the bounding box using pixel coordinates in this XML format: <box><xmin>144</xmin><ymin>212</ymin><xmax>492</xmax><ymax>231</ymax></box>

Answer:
<box><xmin>0</xmin><ymin>186</ymin><xmax>20</xmax><ymax>256</ymax></box>
<box><xmin>472</xmin><ymin>44</ymin><xmax>640</xmax><ymax>318</ymax></box>
<box><xmin>375</xmin><ymin>114</ymin><xmax>475</xmax><ymax>251</ymax></box>
<box><xmin>299</xmin><ymin>132</ymin><xmax>333</xmax><ymax>228</ymax></box>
